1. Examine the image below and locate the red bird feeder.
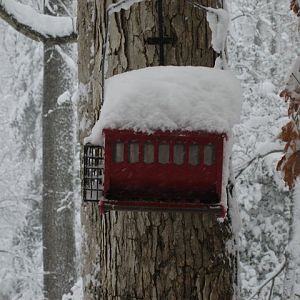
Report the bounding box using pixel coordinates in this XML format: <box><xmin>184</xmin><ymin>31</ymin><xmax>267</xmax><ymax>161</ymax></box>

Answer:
<box><xmin>83</xmin><ymin>129</ymin><xmax>227</xmax><ymax>216</ymax></box>
<box><xmin>83</xmin><ymin>66</ymin><xmax>241</xmax><ymax>217</ymax></box>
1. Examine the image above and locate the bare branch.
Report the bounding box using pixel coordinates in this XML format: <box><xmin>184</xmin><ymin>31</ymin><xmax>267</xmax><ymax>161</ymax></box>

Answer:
<box><xmin>292</xmin><ymin>72</ymin><xmax>300</xmax><ymax>86</ymax></box>
<box><xmin>0</xmin><ymin>249</ymin><xmax>9</xmax><ymax>253</ymax></box>
<box><xmin>107</xmin><ymin>0</ymin><xmax>145</xmax><ymax>15</ymax></box>
<box><xmin>268</xmin><ymin>278</ymin><xmax>275</xmax><ymax>300</ymax></box>
<box><xmin>231</xmin><ymin>13</ymin><xmax>246</xmax><ymax>22</ymax></box>
<box><xmin>246</xmin><ymin>258</ymin><xmax>286</xmax><ymax>300</ymax></box>
<box><xmin>235</xmin><ymin>149</ymin><xmax>283</xmax><ymax>179</ymax></box>
<box><xmin>186</xmin><ymin>0</ymin><xmax>207</xmax><ymax>12</ymax></box>
<box><xmin>0</xmin><ymin>0</ymin><xmax>77</xmax><ymax>44</ymax></box>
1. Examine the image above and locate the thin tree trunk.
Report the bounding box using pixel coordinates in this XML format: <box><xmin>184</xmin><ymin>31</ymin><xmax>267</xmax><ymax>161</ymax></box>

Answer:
<box><xmin>42</xmin><ymin>1</ymin><xmax>76</xmax><ymax>299</ymax></box>
<box><xmin>78</xmin><ymin>1</ymin><xmax>238</xmax><ymax>299</ymax></box>
<box><xmin>283</xmin><ymin>185</ymin><xmax>297</xmax><ymax>300</ymax></box>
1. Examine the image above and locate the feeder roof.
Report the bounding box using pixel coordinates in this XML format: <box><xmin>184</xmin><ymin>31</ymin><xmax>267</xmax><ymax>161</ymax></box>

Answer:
<box><xmin>85</xmin><ymin>66</ymin><xmax>242</xmax><ymax>145</ymax></box>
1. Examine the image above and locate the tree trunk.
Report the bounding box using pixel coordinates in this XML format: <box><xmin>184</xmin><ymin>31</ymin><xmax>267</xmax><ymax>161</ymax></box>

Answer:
<box><xmin>282</xmin><ymin>183</ymin><xmax>298</xmax><ymax>300</ymax></box>
<box><xmin>42</xmin><ymin>1</ymin><xmax>76</xmax><ymax>299</ymax></box>
<box><xmin>78</xmin><ymin>1</ymin><xmax>238</xmax><ymax>299</ymax></box>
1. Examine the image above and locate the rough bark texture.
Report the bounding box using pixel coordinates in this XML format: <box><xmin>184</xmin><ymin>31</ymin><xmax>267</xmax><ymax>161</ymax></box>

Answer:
<box><xmin>42</xmin><ymin>1</ymin><xmax>76</xmax><ymax>299</ymax></box>
<box><xmin>78</xmin><ymin>0</ymin><xmax>238</xmax><ymax>299</ymax></box>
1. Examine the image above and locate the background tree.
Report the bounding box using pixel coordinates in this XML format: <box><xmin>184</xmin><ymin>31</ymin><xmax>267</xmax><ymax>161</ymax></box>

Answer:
<box><xmin>0</xmin><ymin>1</ymin><xmax>78</xmax><ymax>299</ymax></box>
<box><xmin>228</xmin><ymin>0</ymin><xmax>299</xmax><ymax>298</ymax></box>
<box><xmin>42</xmin><ymin>1</ymin><xmax>76</xmax><ymax>299</ymax></box>
<box><xmin>78</xmin><ymin>0</ymin><xmax>238</xmax><ymax>299</ymax></box>
<box><xmin>0</xmin><ymin>16</ymin><xmax>43</xmax><ymax>299</ymax></box>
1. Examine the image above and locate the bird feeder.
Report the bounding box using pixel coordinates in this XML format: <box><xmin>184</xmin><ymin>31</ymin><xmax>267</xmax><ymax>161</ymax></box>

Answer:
<box><xmin>83</xmin><ymin>66</ymin><xmax>241</xmax><ymax>217</ymax></box>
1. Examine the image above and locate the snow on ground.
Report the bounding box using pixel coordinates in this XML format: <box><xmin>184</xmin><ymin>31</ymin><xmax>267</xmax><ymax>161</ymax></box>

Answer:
<box><xmin>85</xmin><ymin>66</ymin><xmax>242</xmax><ymax>145</ymax></box>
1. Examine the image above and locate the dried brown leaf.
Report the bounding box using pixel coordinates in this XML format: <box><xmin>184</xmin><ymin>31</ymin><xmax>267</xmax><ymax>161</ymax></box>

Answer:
<box><xmin>291</xmin><ymin>0</ymin><xmax>300</xmax><ymax>15</ymax></box>
<box><xmin>277</xmin><ymin>155</ymin><xmax>286</xmax><ymax>171</ymax></box>
<box><xmin>278</xmin><ymin>121</ymin><xmax>298</xmax><ymax>142</ymax></box>
<box><xmin>280</xmin><ymin>89</ymin><xmax>291</xmax><ymax>101</ymax></box>
<box><xmin>282</xmin><ymin>151</ymin><xmax>300</xmax><ymax>189</ymax></box>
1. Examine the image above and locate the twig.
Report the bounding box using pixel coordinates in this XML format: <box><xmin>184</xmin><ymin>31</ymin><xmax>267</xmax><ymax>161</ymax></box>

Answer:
<box><xmin>57</xmin><ymin>0</ymin><xmax>73</xmax><ymax>18</ymax></box>
<box><xmin>234</xmin><ymin>149</ymin><xmax>283</xmax><ymax>179</ymax></box>
<box><xmin>185</xmin><ymin>0</ymin><xmax>207</xmax><ymax>12</ymax></box>
<box><xmin>246</xmin><ymin>258</ymin><xmax>286</xmax><ymax>300</ymax></box>
<box><xmin>268</xmin><ymin>278</ymin><xmax>275</xmax><ymax>300</ymax></box>
<box><xmin>292</xmin><ymin>72</ymin><xmax>300</xmax><ymax>86</ymax></box>
<box><xmin>231</xmin><ymin>13</ymin><xmax>246</xmax><ymax>22</ymax></box>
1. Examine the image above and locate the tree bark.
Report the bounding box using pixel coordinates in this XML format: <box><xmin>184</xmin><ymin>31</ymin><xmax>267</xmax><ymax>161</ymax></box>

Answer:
<box><xmin>78</xmin><ymin>0</ymin><xmax>238</xmax><ymax>299</ymax></box>
<box><xmin>42</xmin><ymin>1</ymin><xmax>76</xmax><ymax>299</ymax></box>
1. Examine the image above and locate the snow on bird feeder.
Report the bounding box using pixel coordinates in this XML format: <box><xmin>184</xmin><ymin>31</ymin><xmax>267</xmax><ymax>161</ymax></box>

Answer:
<box><xmin>83</xmin><ymin>66</ymin><xmax>241</xmax><ymax>217</ymax></box>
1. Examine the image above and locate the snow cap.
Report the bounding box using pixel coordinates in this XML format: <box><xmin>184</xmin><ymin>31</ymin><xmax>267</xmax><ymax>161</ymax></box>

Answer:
<box><xmin>85</xmin><ymin>66</ymin><xmax>242</xmax><ymax>145</ymax></box>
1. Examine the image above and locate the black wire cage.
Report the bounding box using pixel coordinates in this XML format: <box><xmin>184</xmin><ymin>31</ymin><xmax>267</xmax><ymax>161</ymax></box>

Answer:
<box><xmin>83</xmin><ymin>144</ymin><xmax>104</xmax><ymax>202</ymax></box>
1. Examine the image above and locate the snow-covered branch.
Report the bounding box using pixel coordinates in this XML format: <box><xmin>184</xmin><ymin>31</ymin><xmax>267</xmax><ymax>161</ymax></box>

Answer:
<box><xmin>246</xmin><ymin>258</ymin><xmax>286</xmax><ymax>300</ymax></box>
<box><xmin>186</xmin><ymin>0</ymin><xmax>229</xmax><ymax>69</ymax></box>
<box><xmin>187</xmin><ymin>1</ymin><xmax>229</xmax><ymax>54</ymax></box>
<box><xmin>235</xmin><ymin>149</ymin><xmax>283</xmax><ymax>179</ymax></box>
<box><xmin>107</xmin><ymin>0</ymin><xmax>145</xmax><ymax>15</ymax></box>
<box><xmin>100</xmin><ymin>0</ymin><xmax>146</xmax><ymax>101</ymax></box>
<box><xmin>0</xmin><ymin>0</ymin><xmax>77</xmax><ymax>44</ymax></box>
<box><xmin>55</xmin><ymin>45</ymin><xmax>77</xmax><ymax>73</ymax></box>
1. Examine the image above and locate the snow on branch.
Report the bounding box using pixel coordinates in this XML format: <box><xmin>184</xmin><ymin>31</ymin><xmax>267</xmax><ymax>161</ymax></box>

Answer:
<box><xmin>281</xmin><ymin>57</ymin><xmax>300</xmax><ymax>102</ymax></box>
<box><xmin>55</xmin><ymin>45</ymin><xmax>77</xmax><ymax>74</ymax></box>
<box><xmin>235</xmin><ymin>148</ymin><xmax>283</xmax><ymax>179</ymax></box>
<box><xmin>0</xmin><ymin>0</ymin><xmax>77</xmax><ymax>44</ymax></box>
<box><xmin>246</xmin><ymin>258</ymin><xmax>286</xmax><ymax>300</ymax></box>
<box><xmin>186</xmin><ymin>0</ymin><xmax>229</xmax><ymax>54</ymax></box>
<box><xmin>206</xmin><ymin>7</ymin><xmax>229</xmax><ymax>54</ymax></box>
<box><xmin>107</xmin><ymin>0</ymin><xmax>145</xmax><ymax>15</ymax></box>
<box><xmin>101</xmin><ymin>0</ymin><xmax>146</xmax><ymax>101</ymax></box>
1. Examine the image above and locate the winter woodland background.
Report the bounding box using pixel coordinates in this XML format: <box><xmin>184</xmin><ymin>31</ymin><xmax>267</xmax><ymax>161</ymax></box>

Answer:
<box><xmin>0</xmin><ymin>0</ymin><xmax>298</xmax><ymax>299</ymax></box>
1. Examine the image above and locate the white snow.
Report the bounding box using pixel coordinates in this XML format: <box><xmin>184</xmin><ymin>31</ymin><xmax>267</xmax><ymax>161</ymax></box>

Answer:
<box><xmin>57</xmin><ymin>91</ymin><xmax>71</xmax><ymax>106</ymax></box>
<box><xmin>206</xmin><ymin>8</ymin><xmax>230</xmax><ymax>54</ymax></box>
<box><xmin>62</xmin><ymin>278</ymin><xmax>83</xmax><ymax>300</ymax></box>
<box><xmin>1</xmin><ymin>0</ymin><xmax>75</xmax><ymax>38</ymax></box>
<box><xmin>85</xmin><ymin>66</ymin><xmax>242</xmax><ymax>145</ymax></box>
<box><xmin>246</xmin><ymin>259</ymin><xmax>286</xmax><ymax>300</ymax></box>
<box><xmin>107</xmin><ymin>0</ymin><xmax>145</xmax><ymax>15</ymax></box>
<box><xmin>259</xmin><ymin>80</ymin><xmax>276</xmax><ymax>97</ymax></box>
<box><xmin>55</xmin><ymin>46</ymin><xmax>77</xmax><ymax>74</ymax></box>
<box><xmin>283</xmin><ymin>56</ymin><xmax>300</xmax><ymax>101</ymax></box>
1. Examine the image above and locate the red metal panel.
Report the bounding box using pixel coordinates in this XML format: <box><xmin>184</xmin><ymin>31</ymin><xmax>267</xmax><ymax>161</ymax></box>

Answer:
<box><xmin>99</xmin><ymin>199</ymin><xmax>226</xmax><ymax>217</ymax></box>
<box><xmin>103</xmin><ymin>129</ymin><xmax>225</xmax><ymax>206</ymax></box>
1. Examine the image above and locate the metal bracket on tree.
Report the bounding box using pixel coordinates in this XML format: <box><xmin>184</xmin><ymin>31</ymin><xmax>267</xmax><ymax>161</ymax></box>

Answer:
<box><xmin>145</xmin><ymin>0</ymin><xmax>177</xmax><ymax>65</ymax></box>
